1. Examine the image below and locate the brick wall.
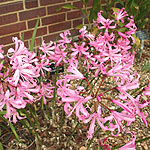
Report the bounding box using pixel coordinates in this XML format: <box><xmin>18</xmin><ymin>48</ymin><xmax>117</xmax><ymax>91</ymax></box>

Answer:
<box><xmin>0</xmin><ymin>0</ymin><xmax>94</xmax><ymax>52</ymax></box>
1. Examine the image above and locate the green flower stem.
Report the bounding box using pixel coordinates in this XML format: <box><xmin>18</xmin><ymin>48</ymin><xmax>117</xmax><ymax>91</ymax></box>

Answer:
<box><xmin>27</xmin><ymin>105</ymin><xmax>40</xmax><ymax>130</ymax></box>
<box><xmin>95</xmin><ymin>75</ymin><xmax>106</xmax><ymax>97</ymax></box>
<box><xmin>45</xmin><ymin>104</ymin><xmax>51</xmax><ymax>120</ymax></box>
<box><xmin>87</xmin><ymin>127</ymin><xmax>101</xmax><ymax>150</ymax></box>
<box><xmin>83</xmin><ymin>1</ymin><xmax>92</xmax><ymax>32</ymax></box>
<box><xmin>98</xmin><ymin>101</ymin><xmax>111</xmax><ymax>112</ymax></box>
<box><xmin>53</xmin><ymin>66</ymin><xmax>60</xmax><ymax>114</ymax></box>
<box><xmin>84</xmin><ymin>78</ymin><xmax>95</xmax><ymax>96</ymax></box>
<box><xmin>23</xmin><ymin>109</ymin><xmax>42</xmax><ymax>145</ymax></box>
<box><xmin>66</xmin><ymin>122</ymin><xmax>80</xmax><ymax>145</ymax></box>
<box><xmin>103</xmin><ymin>86</ymin><xmax>118</xmax><ymax>95</ymax></box>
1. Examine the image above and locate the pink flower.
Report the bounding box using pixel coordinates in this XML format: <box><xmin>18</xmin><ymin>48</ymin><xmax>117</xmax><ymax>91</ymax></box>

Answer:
<box><xmin>0</xmin><ymin>90</ymin><xmax>26</xmax><ymax>122</ymax></box>
<box><xmin>144</xmin><ymin>83</ymin><xmax>150</xmax><ymax>96</ymax></box>
<box><xmin>126</xmin><ymin>93</ymin><xmax>148</xmax><ymax>126</ymax></box>
<box><xmin>16</xmin><ymin>80</ymin><xmax>40</xmax><ymax>104</ymax></box>
<box><xmin>63</xmin><ymin>95</ymin><xmax>91</xmax><ymax>121</ymax></box>
<box><xmin>7</xmin><ymin>37</ymin><xmax>29</xmax><ymax>63</ymax></box>
<box><xmin>71</xmin><ymin>42</ymin><xmax>89</xmax><ymax>58</ymax></box>
<box><xmin>39</xmin><ymin>41</ymin><xmax>55</xmax><ymax>56</ymax></box>
<box><xmin>53</xmin><ymin>44</ymin><xmax>68</xmax><ymax>66</ymax></box>
<box><xmin>59</xmin><ymin>30</ymin><xmax>72</xmax><ymax>44</ymax></box>
<box><xmin>0</xmin><ymin>45</ymin><xmax>4</xmax><ymax>59</ymax></box>
<box><xmin>116</xmin><ymin>73</ymin><xmax>140</xmax><ymax>92</ymax></box>
<box><xmin>57</xmin><ymin>83</ymin><xmax>90</xmax><ymax>120</ymax></box>
<box><xmin>12</xmin><ymin>56</ymin><xmax>36</xmax><ymax>86</ymax></box>
<box><xmin>95</xmin><ymin>11</ymin><xmax>116</xmax><ymax>33</ymax></box>
<box><xmin>9</xmin><ymin>107</ymin><xmax>26</xmax><ymax>124</ymax></box>
<box><xmin>99</xmin><ymin>138</ymin><xmax>111</xmax><ymax>150</ymax></box>
<box><xmin>79</xmin><ymin>26</ymin><xmax>94</xmax><ymax>40</ymax></box>
<box><xmin>114</xmin><ymin>8</ymin><xmax>128</xmax><ymax>23</ymax></box>
<box><xmin>35</xmin><ymin>56</ymin><xmax>51</xmax><ymax>77</ymax></box>
<box><xmin>38</xmin><ymin>82</ymin><xmax>54</xmax><ymax>104</ymax></box>
<box><xmin>65</xmin><ymin>61</ymin><xmax>85</xmax><ymax>80</ymax></box>
<box><xmin>84</xmin><ymin>105</ymin><xmax>108</xmax><ymax>139</ymax></box>
<box><xmin>118</xmin><ymin>134</ymin><xmax>136</xmax><ymax>150</ymax></box>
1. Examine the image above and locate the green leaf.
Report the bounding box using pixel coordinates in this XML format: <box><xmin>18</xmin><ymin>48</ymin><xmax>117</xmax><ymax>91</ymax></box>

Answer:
<box><xmin>30</xmin><ymin>17</ymin><xmax>40</xmax><ymax>51</ymax></box>
<box><xmin>75</xmin><ymin>24</ymin><xmax>84</xmax><ymax>29</ymax></box>
<box><xmin>132</xmin><ymin>1</ymin><xmax>138</xmax><ymax>8</ymax></box>
<box><xmin>89</xmin><ymin>0</ymin><xmax>101</xmax><ymax>21</ymax></box>
<box><xmin>0</xmin><ymin>111</ymin><xmax>6</xmax><ymax>115</ymax></box>
<box><xmin>85</xmin><ymin>0</ymin><xmax>89</xmax><ymax>3</ymax></box>
<box><xmin>130</xmin><ymin>7</ymin><xmax>138</xmax><ymax>16</ymax></box>
<box><xmin>56</xmin><ymin>4</ymin><xmax>77</xmax><ymax>12</ymax></box>
<box><xmin>82</xmin><ymin>0</ymin><xmax>89</xmax><ymax>4</ymax></box>
<box><xmin>63</xmin><ymin>4</ymin><xmax>77</xmax><ymax>9</ymax></box>
<box><xmin>118</xmin><ymin>27</ymin><xmax>127</xmax><ymax>32</ymax></box>
<box><xmin>8</xmin><ymin>122</ymin><xmax>20</xmax><ymax>142</ymax></box>
<box><xmin>117</xmin><ymin>21</ymin><xmax>125</xmax><ymax>27</ymax></box>
<box><xmin>125</xmin><ymin>0</ymin><xmax>133</xmax><ymax>12</ymax></box>
<box><xmin>80</xmin><ymin>8</ymin><xmax>86</xmax><ymax>16</ymax></box>
<box><xmin>20</xmin><ymin>33</ymin><xmax>24</xmax><ymax>42</ymax></box>
<box><xmin>0</xmin><ymin>142</ymin><xmax>4</xmax><ymax>150</ymax></box>
<box><xmin>0</xmin><ymin>128</ymin><xmax>1</xmax><ymax>137</ymax></box>
<box><xmin>117</xmin><ymin>0</ymin><xmax>125</xmax><ymax>6</ymax></box>
<box><xmin>137</xmin><ymin>20</ymin><xmax>147</xmax><ymax>29</ymax></box>
<box><xmin>112</xmin><ymin>7</ymin><xmax>119</xmax><ymax>13</ymax></box>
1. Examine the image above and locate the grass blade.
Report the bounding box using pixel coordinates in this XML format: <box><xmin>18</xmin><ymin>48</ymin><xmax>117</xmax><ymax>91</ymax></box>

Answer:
<box><xmin>87</xmin><ymin>127</ymin><xmax>101</xmax><ymax>150</ymax></box>
<box><xmin>30</xmin><ymin>17</ymin><xmax>40</xmax><ymax>51</ymax></box>
<box><xmin>8</xmin><ymin>122</ymin><xmax>20</xmax><ymax>142</ymax></box>
<box><xmin>66</xmin><ymin>122</ymin><xmax>80</xmax><ymax>145</ymax></box>
<box><xmin>0</xmin><ymin>142</ymin><xmax>4</xmax><ymax>150</ymax></box>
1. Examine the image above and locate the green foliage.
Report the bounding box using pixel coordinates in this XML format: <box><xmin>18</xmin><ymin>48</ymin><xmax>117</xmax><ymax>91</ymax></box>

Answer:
<box><xmin>142</xmin><ymin>61</ymin><xmax>150</xmax><ymax>73</ymax></box>
<box><xmin>125</xmin><ymin>0</ymin><xmax>150</xmax><ymax>30</ymax></box>
<box><xmin>59</xmin><ymin>0</ymin><xmax>150</xmax><ymax>31</ymax></box>
<box><xmin>89</xmin><ymin>0</ymin><xmax>102</xmax><ymax>21</ymax></box>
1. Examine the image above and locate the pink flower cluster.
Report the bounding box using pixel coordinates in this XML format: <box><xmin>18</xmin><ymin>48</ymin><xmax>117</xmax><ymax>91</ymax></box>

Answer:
<box><xmin>0</xmin><ymin>37</ymin><xmax>54</xmax><ymax>123</ymax></box>
<box><xmin>55</xmin><ymin>8</ymin><xmax>149</xmax><ymax>149</ymax></box>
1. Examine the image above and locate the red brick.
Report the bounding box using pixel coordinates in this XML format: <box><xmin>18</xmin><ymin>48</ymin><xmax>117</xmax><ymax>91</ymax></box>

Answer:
<box><xmin>87</xmin><ymin>0</ymin><xmax>94</xmax><ymax>7</ymax></box>
<box><xmin>0</xmin><ymin>13</ymin><xmax>17</xmax><ymax>26</ymax></box>
<box><xmin>24</xmin><ymin>41</ymin><xmax>29</xmax><ymax>48</ymax></box>
<box><xmin>3</xmin><ymin>44</ymin><xmax>15</xmax><ymax>53</ymax></box>
<box><xmin>0</xmin><ymin>22</ymin><xmax>26</xmax><ymax>36</ymax></box>
<box><xmin>67</xmin><ymin>10</ymin><xmax>83</xmax><ymax>20</ymax></box>
<box><xmin>87</xmin><ymin>0</ymin><xmax>105</xmax><ymax>7</ymax></box>
<box><xmin>70</xmin><ymin>29</ymin><xmax>79</xmax><ymax>37</ymax></box>
<box><xmin>28</xmin><ymin>19</ymin><xmax>41</xmax><ymax>29</ymax></box>
<box><xmin>73</xmin><ymin>18</ymin><xmax>83</xmax><ymax>28</ymax></box>
<box><xmin>25</xmin><ymin>0</ymin><xmax>38</xmax><ymax>9</ymax></box>
<box><xmin>0</xmin><ymin>33</ymin><xmax>19</xmax><ymax>45</ymax></box>
<box><xmin>19</xmin><ymin>8</ymin><xmax>46</xmax><ymax>21</ymax></box>
<box><xmin>40</xmin><ymin>0</ymin><xmax>65</xmax><ymax>6</ymax></box>
<box><xmin>47</xmin><ymin>3</ymin><xmax>70</xmax><ymax>15</ymax></box>
<box><xmin>43</xmin><ymin>33</ymin><xmax>61</xmax><ymax>43</ymax></box>
<box><xmin>42</xmin><ymin>14</ymin><xmax>65</xmax><ymax>26</ymax></box>
<box><xmin>21</xmin><ymin>27</ymin><xmax>47</xmax><ymax>40</ymax></box>
<box><xmin>73</xmin><ymin>1</ymin><xmax>83</xmax><ymax>9</ymax></box>
<box><xmin>0</xmin><ymin>0</ymin><xmax>13</xmax><ymax>2</ymax></box>
<box><xmin>48</xmin><ymin>21</ymin><xmax>71</xmax><ymax>33</ymax></box>
<box><xmin>0</xmin><ymin>1</ymin><xmax>23</xmax><ymax>15</ymax></box>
